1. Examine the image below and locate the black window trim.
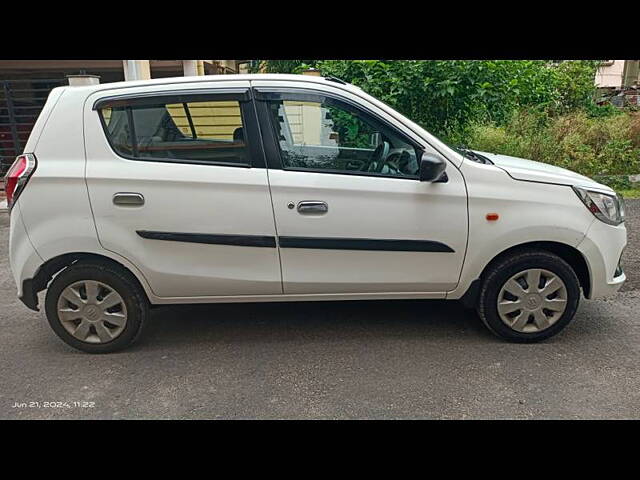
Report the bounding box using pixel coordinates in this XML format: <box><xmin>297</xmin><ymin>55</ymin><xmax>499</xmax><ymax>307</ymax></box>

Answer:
<box><xmin>95</xmin><ymin>88</ymin><xmax>266</xmax><ymax>169</ymax></box>
<box><xmin>182</xmin><ymin>102</ymin><xmax>196</xmax><ymax>139</ymax></box>
<box><xmin>92</xmin><ymin>88</ymin><xmax>251</xmax><ymax>110</ymax></box>
<box><xmin>253</xmin><ymin>87</ymin><xmax>424</xmax><ymax>180</ymax></box>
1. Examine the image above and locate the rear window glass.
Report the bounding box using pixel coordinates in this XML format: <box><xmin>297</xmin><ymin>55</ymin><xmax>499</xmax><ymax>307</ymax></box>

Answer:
<box><xmin>98</xmin><ymin>98</ymin><xmax>247</xmax><ymax>166</ymax></box>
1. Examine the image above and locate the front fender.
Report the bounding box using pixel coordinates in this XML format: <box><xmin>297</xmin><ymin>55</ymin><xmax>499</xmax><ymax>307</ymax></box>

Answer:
<box><xmin>449</xmin><ymin>161</ymin><xmax>596</xmax><ymax>299</ymax></box>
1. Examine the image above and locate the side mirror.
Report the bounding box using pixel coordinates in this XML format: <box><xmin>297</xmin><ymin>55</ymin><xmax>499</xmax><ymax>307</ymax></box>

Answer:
<box><xmin>419</xmin><ymin>153</ymin><xmax>447</xmax><ymax>182</ymax></box>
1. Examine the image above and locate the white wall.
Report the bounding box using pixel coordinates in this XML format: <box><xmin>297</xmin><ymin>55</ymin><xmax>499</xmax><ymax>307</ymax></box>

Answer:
<box><xmin>595</xmin><ymin>60</ymin><xmax>625</xmax><ymax>88</ymax></box>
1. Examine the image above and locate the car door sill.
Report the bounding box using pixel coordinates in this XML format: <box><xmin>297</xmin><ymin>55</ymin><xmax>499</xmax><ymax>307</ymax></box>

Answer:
<box><xmin>148</xmin><ymin>291</ymin><xmax>447</xmax><ymax>304</ymax></box>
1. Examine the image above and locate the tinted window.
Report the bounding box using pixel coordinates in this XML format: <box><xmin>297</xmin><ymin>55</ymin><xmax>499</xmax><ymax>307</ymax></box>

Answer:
<box><xmin>101</xmin><ymin>107</ymin><xmax>134</xmax><ymax>156</ymax></box>
<box><xmin>266</xmin><ymin>97</ymin><xmax>419</xmax><ymax>178</ymax></box>
<box><xmin>99</xmin><ymin>98</ymin><xmax>248</xmax><ymax>166</ymax></box>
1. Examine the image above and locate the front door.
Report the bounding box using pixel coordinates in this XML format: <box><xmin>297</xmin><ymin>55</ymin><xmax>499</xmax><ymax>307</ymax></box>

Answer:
<box><xmin>255</xmin><ymin>86</ymin><xmax>468</xmax><ymax>295</ymax></box>
<box><xmin>84</xmin><ymin>82</ymin><xmax>282</xmax><ymax>298</ymax></box>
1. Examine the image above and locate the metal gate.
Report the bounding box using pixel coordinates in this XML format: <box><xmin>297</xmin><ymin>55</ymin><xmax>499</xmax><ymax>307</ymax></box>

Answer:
<box><xmin>0</xmin><ymin>78</ymin><xmax>66</xmax><ymax>179</ymax></box>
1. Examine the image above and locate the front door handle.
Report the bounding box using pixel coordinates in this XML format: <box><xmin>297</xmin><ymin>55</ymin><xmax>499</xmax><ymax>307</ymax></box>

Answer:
<box><xmin>297</xmin><ymin>200</ymin><xmax>328</xmax><ymax>214</ymax></box>
<box><xmin>113</xmin><ymin>192</ymin><xmax>145</xmax><ymax>206</ymax></box>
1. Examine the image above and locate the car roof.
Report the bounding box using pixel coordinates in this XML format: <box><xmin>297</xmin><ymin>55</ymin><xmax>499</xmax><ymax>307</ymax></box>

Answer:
<box><xmin>56</xmin><ymin>74</ymin><xmax>361</xmax><ymax>97</ymax></box>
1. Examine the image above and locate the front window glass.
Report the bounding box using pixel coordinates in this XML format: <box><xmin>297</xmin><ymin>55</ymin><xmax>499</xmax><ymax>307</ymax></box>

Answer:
<box><xmin>266</xmin><ymin>98</ymin><xmax>419</xmax><ymax>177</ymax></box>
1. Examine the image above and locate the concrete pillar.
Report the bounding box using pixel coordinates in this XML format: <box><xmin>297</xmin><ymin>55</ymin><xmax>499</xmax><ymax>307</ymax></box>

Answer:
<box><xmin>67</xmin><ymin>74</ymin><xmax>100</xmax><ymax>86</ymax></box>
<box><xmin>183</xmin><ymin>60</ymin><xmax>199</xmax><ymax>77</ymax></box>
<box><xmin>623</xmin><ymin>60</ymin><xmax>640</xmax><ymax>88</ymax></box>
<box><xmin>122</xmin><ymin>60</ymin><xmax>151</xmax><ymax>81</ymax></box>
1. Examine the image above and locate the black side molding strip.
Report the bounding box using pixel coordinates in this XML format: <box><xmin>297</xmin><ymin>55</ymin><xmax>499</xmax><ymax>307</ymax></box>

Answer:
<box><xmin>136</xmin><ymin>231</ymin><xmax>276</xmax><ymax>248</ymax></box>
<box><xmin>136</xmin><ymin>231</ymin><xmax>454</xmax><ymax>252</ymax></box>
<box><xmin>278</xmin><ymin>236</ymin><xmax>454</xmax><ymax>253</ymax></box>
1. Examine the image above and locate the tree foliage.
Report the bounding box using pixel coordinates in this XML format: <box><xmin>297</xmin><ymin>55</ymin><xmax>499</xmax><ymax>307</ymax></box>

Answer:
<box><xmin>251</xmin><ymin>60</ymin><xmax>640</xmax><ymax>180</ymax></box>
<box><xmin>252</xmin><ymin>60</ymin><xmax>601</xmax><ymax>142</ymax></box>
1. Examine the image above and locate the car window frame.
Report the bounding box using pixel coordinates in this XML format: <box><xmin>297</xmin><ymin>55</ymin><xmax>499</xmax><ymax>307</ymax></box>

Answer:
<box><xmin>93</xmin><ymin>88</ymin><xmax>266</xmax><ymax>169</ymax></box>
<box><xmin>253</xmin><ymin>87</ymin><xmax>424</xmax><ymax>180</ymax></box>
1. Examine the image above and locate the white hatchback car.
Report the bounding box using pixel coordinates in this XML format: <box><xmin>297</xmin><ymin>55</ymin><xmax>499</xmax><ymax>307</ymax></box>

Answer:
<box><xmin>5</xmin><ymin>74</ymin><xmax>627</xmax><ymax>353</ymax></box>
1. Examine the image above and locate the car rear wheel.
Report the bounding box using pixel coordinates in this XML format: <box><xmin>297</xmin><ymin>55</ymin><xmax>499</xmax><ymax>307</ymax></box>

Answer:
<box><xmin>477</xmin><ymin>250</ymin><xmax>581</xmax><ymax>342</ymax></box>
<box><xmin>45</xmin><ymin>261</ymin><xmax>148</xmax><ymax>353</ymax></box>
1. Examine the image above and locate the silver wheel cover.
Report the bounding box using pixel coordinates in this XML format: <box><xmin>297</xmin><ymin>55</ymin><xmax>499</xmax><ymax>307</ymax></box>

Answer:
<box><xmin>56</xmin><ymin>280</ymin><xmax>128</xmax><ymax>343</ymax></box>
<box><xmin>497</xmin><ymin>268</ymin><xmax>568</xmax><ymax>333</ymax></box>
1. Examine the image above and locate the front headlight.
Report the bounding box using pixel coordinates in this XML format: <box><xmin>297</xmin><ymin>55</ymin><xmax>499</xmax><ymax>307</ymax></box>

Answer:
<box><xmin>573</xmin><ymin>186</ymin><xmax>625</xmax><ymax>226</ymax></box>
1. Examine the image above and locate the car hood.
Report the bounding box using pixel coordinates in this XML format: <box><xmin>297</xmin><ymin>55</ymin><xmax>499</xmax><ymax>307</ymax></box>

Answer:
<box><xmin>473</xmin><ymin>151</ymin><xmax>612</xmax><ymax>191</ymax></box>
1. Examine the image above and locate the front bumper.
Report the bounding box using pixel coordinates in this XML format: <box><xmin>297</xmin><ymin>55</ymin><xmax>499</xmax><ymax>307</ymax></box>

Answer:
<box><xmin>577</xmin><ymin>219</ymin><xmax>627</xmax><ymax>299</ymax></box>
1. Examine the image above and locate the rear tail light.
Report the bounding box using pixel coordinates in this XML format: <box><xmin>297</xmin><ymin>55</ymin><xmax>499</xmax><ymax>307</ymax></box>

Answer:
<box><xmin>3</xmin><ymin>153</ymin><xmax>37</xmax><ymax>210</ymax></box>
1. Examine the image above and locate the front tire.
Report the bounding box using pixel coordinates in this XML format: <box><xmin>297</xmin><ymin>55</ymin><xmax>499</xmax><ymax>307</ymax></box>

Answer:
<box><xmin>477</xmin><ymin>250</ymin><xmax>581</xmax><ymax>343</ymax></box>
<box><xmin>45</xmin><ymin>261</ymin><xmax>148</xmax><ymax>353</ymax></box>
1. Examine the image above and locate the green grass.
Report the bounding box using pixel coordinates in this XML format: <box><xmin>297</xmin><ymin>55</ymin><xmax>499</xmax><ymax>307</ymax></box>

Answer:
<box><xmin>466</xmin><ymin>110</ymin><xmax>640</xmax><ymax>180</ymax></box>
<box><xmin>618</xmin><ymin>188</ymin><xmax>640</xmax><ymax>199</ymax></box>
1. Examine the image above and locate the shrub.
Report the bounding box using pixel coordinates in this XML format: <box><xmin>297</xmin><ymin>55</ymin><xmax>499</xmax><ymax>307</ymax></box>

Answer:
<box><xmin>252</xmin><ymin>60</ymin><xmax>638</xmax><ymax>178</ymax></box>
<box><xmin>467</xmin><ymin>110</ymin><xmax>640</xmax><ymax>177</ymax></box>
<box><xmin>254</xmin><ymin>60</ymin><xmax>601</xmax><ymax>139</ymax></box>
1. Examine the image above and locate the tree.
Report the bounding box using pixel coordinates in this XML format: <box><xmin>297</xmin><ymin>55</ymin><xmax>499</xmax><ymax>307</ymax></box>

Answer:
<box><xmin>251</xmin><ymin>60</ymin><xmax>600</xmax><ymax>142</ymax></box>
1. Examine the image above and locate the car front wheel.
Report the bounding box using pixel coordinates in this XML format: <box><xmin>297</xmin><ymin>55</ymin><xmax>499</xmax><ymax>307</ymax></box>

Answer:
<box><xmin>477</xmin><ymin>250</ymin><xmax>581</xmax><ymax>342</ymax></box>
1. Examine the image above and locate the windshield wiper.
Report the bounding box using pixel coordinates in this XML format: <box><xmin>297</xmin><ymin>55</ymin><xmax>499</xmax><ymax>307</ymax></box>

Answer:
<box><xmin>456</xmin><ymin>147</ymin><xmax>493</xmax><ymax>165</ymax></box>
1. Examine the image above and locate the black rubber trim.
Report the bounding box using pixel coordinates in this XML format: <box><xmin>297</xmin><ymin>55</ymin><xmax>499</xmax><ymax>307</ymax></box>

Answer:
<box><xmin>19</xmin><ymin>278</ymin><xmax>39</xmax><ymax>311</ymax></box>
<box><xmin>278</xmin><ymin>236</ymin><xmax>454</xmax><ymax>252</ymax></box>
<box><xmin>92</xmin><ymin>89</ymin><xmax>251</xmax><ymax>110</ymax></box>
<box><xmin>136</xmin><ymin>231</ymin><xmax>453</xmax><ymax>252</ymax></box>
<box><xmin>136</xmin><ymin>230</ymin><xmax>276</xmax><ymax>248</ymax></box>
<box><xmin>459</xmin><ymin>278</ymin><xmax>481</xmax><ymax>309</ymax></box>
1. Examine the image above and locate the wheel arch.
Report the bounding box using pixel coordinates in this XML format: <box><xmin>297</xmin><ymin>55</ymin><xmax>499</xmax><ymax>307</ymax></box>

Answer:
<box><xmin>460</xmin><ymin>240</ymin><xmax>591</xmax><ymax>308</ymax></box>
<box><xmin>483</xmin><ymin>241</ymin><xmax>590</xmax><ymax>295</ymax></box>
<box><xmin>21</xmin><ymin>252</ymin><xmax>151</xmax><ymax>311</ymax></box>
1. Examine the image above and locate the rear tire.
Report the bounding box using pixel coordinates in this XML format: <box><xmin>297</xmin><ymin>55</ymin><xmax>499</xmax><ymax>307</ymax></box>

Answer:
<box><xmin>45</xmin><ymin>261</ymin><xmax>148</xmax><ymax>353</ymax></box>
<box><xmin>477</xmin><ymin>250</ymin><xmax>581</xmax><ymax>343</ymax></box>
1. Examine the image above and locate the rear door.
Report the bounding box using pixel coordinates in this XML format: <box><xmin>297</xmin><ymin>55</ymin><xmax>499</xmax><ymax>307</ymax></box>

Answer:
<box><xmin>84</xmin><ymin>81</ymin><xmax>282</xmax><ymax>298</ymax></box>
<box><xmin>253</xmin><ymin>82</ymin><xmax>468</xmax><ymax>295</ymax></box>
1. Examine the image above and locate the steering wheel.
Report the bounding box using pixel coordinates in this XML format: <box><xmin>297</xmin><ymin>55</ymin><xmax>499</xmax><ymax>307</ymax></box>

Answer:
<box><xmin>367</xmin><ymin>141</ymin><xmax>390</xmax><ymax>173</ymax></box>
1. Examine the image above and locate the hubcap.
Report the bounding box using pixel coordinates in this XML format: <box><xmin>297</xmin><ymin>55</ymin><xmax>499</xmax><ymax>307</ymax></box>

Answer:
<box><xmin>497</xmin><ymin>268</ymin><xmax>568</xmax><ymax>333</ymax></box>
<box><xmin>56</xmin><ymin>280</ymin><xmax>127</xmax><ymax>344</ymax></box>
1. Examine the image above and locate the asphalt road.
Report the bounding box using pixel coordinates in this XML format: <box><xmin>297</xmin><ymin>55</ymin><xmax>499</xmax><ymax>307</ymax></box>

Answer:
<box><xmin>1</xmin><ymin>202</ymin><xmax>638</xmax><ymax>419</ymax></box>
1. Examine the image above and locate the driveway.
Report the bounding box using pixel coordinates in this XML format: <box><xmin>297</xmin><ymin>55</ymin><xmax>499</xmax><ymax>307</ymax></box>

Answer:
<box><xmin>0</xmin><ymin>201</ymin><xmax>638</xmax><ymax>419</ymax></box>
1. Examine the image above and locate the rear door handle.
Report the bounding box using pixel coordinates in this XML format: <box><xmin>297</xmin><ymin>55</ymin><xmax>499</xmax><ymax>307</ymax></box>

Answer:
<box><xmin>113</xmin><ymin>193</ymin><xmax>145</xmax><ymax>206</ymax></box>
<box><xmin>297</xmin><ymin>200</ymin><xmax>328</xmax><ymax>214</ymax></box>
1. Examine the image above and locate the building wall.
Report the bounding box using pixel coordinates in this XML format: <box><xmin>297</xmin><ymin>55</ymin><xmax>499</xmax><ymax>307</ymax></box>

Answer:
<box><xmin>166</xmin><ymin>101</ymin><xmax>243</xmax><ymax>141</ymax></box>
<box><xmin>595</xmin><ymin>60</ymin><xmax>625</xmax><ymax>88</ymax></box>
